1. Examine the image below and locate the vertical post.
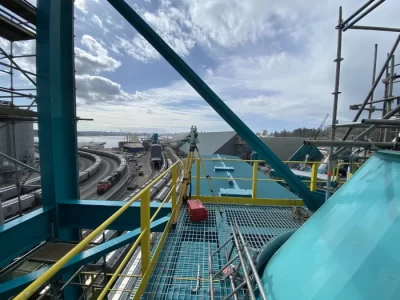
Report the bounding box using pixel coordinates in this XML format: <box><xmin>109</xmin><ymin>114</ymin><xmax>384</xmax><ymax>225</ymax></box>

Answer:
<box><xmin>310</xmin><ymin>163</ymin><xmax>318</xmax><ymax>192</ymax></box>
<box><xmin>10</xmin><ymin>42</ymin><xmax>13</xmax><ymax>105</ymax></box>
<box><xmin>171</xmin><ymin>164</ymin><xmax>177</xmax><ymax>218</ymax></box>
<box><xmin>368</xmin><ymin>44</ymin><xmax>378</xmax><ymax>119</ymax></box>
<box><xmin>383</xmin><ymin>53</ymin><xmax>391</xmax><ymax>142</ymax></box>
<box><xmin>327</xmin><ymin>7</ymin><xmax>343</xmax><ymax>200</ymax></box>
<box><xmin>141</xmin><ymin>189</ymin><xmax>150</xmax><ymax>276</ymax></box>
<box><xmin>252</xmin><ymin>161</ymin><xmax>258</xmax><ymax>199</ymax></box>
<box><xmin>37</xmin><ymin>1</ymin><xmax>80</xmax><ymax>298</ymax></box>
<box><xmin>196</xmin><ymin>158</ymin><xmax>200</xmax><ymax>196</ymax></box>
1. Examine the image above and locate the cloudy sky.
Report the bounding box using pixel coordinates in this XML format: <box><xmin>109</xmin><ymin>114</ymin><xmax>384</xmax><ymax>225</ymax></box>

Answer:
<box><xmin>0</xmin><ymin>0</ymin><xmax>399</xmax><ymax>133</ymax></box>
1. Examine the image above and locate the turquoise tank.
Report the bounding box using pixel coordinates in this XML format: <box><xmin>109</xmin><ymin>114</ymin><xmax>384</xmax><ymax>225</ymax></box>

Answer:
<box><xmin>257</xmin><ymin>151</ymin><xmax>400</xmax><ymax>300</ymax></box>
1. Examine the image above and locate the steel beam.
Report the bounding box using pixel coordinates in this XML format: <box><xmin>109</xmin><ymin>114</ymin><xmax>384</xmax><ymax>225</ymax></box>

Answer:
<box><xmin>349</xmin><ymin>25</ymin><xmax>400</xmax><ymax>33</ymax></box>
<box><xmin>36</xmin><ymin>0</ymin><xmax>79</xmax><ymax>241</ymax></box>
<box><xmin>0</xmin><ymin>208</ymin><xmax>52</xmax><ymax>269</ymax></box>
<box><xmin>304</xmin><ymin>140</ymin><xmax>399</xmax><ymax>149</ymax></box>
<box><xmin>57</xmin><ymin>200</ymin><xmax>172</xmax><ymax>231</ymax></box>
<box><xmin>107</xmin><ymin>0</ymin><xmax>323</xmax><ymax>212</ymax></box>
<box><xmin>343</xmin><ymin>0</ymin><xmax>386</xmax><ymax>31</ymax></box>
<box><xmin>362</xmin><ymin>119</ymin><xmax>400</xmax><ymax>126</ymax></box>
<box><xmin>334</xmin><ymin>104</ymin><xmax>400</xmax><ymax>156</ymax></box>
<box><xmin>342</xmin><ymin>0</ymin><xmax>374</xmax><ymax>27</ymax></box>
<box><xmin>0</xmin><ymin>216</ymin><xmax>169</xmax><ymax>299</ymax></box>
<box><xmin>335</xmin><ymin>122</ymin><xmax>400</xmax><ymax>128</ymax></box>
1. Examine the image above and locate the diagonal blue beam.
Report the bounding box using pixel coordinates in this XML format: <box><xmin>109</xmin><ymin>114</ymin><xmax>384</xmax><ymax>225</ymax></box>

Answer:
<box><xmin>58</xmin><ymin>200</ymin><xmax>172</xmax><ymax>230</ymax></box>
<box><xmin>0</xmin><ymin>209</ymin><xmax>52</xmax><ymax>269</ymax></box>
<box><xmin>106</xmin><ymin>0</ymin><xmax>323</xmax><ymax>212</ymax></box>
<box><xmin>0</xmin><ymin>216</ymin><xmax>169</xmax><ymax>299</ymax></box>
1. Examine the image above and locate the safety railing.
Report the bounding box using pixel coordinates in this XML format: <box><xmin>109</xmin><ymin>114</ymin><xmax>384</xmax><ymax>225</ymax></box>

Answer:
<box><xmin>15</xmin><ymin>156</ymin><xmax>364</xmax><ymax>299</ymax></box>
<box><xmin>192</xmin><ymin>158</ymin><xmax>363</xmax><ymax>197</ymax></box>
<box><xmin>14</xmin><ymin>160</ymin><xmax>184</xmax><ymax>300</ymax></box>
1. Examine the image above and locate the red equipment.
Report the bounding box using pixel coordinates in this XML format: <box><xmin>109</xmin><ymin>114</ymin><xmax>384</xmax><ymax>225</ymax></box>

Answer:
<box><xmin>186</xmin><ymin>199</ymin><xmax>208</xmax><ymax>222</ymax></box>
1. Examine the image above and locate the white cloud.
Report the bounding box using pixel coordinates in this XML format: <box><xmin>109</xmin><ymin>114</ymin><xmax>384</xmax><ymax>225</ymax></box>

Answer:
<box><xmin>73</xmin><ymin>0</ymin><xmax>400</xmax><ymax>132</ymax></box>
<box><xmin>91</xmin><ymin>15</ymin><xmax>108</xmax><ymax>33</ymax></box>
<box><xmin>75</xmin><ymin>0</ymin><xmax>88</xmax><ymax>14</ymax></box>
<box><xmin>75</xmin><ymin>35</ymin><xmax>121</xmax><ymax>74</ymax></box>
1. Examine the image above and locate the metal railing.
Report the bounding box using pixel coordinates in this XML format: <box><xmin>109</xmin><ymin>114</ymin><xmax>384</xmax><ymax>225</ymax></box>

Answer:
<box><xmin>14</xmin><ymin>160</ymin><xmax>183</xmax><ymax>300</ymax></box>
<box><xmin>14</xmin><ymin>156</ymin><xmax>364</xmax><ymax>299</ymax></box>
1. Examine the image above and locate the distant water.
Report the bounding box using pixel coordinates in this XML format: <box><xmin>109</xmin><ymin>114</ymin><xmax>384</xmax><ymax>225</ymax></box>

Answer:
<box><xmin>34</xmin><ymin>136</ymin><xmax>127</xmax><ymax>148</ymax></box>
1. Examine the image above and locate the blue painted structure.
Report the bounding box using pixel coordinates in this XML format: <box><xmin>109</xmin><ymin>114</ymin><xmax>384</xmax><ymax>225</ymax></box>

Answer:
<box><xmin>192</xmin><ymin>155</ymin><xmax>300</xmax><ymax>200</ymax></box>
<box><xmin>0</xmin><ymin>217</ymin><xmax>169</xmax><ymax>299</ymax></box>
<box><xmin>258</xmin><ymin>151</ymin><xmax>400</xmax><ymax>300</ymax></box>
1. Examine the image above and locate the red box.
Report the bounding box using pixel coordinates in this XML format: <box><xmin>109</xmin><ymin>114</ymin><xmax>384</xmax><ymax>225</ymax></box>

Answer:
<box><xmin>187</xmin><ymin>199</ymin><xmax>208</xmax><ymax>222</ymax></box>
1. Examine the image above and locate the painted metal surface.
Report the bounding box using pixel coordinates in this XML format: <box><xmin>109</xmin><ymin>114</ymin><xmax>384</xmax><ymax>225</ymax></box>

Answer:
<box><xmin>36</xmin><ymin>0</ymin><xmax>79</xmax><ymax>241</ymax></box>
<box><xmin>259</xmin><ymin>151</ymin><xmax>400</xmax><ymax>300</ymax></box>
<box><xmin>0</xmin><ymin>208</ymin><xmax>51</xmax><ymax>269</ymax></box>
<box><xmin>106</xmin><ymin>0</ymin><xmax>322</xmax><ymax>212</ymax></box>
<box><xmin>0</xmin><ymin>217</ymin><xmax>169</xmax><ymax>299</ymax></box>
<box><xmin>192</xmin><ymin>155</ymin><xmax>300</xmax><ymax>200</ymax></box>
<box><xmin>58</xmin><ymin>200</ymin><xmax>171</xmax><ymax>231</ymax></box>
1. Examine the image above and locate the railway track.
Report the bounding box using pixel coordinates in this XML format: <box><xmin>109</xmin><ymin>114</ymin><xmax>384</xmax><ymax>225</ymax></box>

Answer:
<box><xmin>80</xmin><ymin>155</ymin><xmax>119</xmax><ymax>199</ymax></box>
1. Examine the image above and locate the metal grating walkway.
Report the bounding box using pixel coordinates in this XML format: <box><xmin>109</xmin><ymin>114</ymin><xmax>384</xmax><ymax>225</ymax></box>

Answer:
<box><xmin>140</xmin><ymin>204</ymin><xmax>305</xmax><ymax>300</ymax></box>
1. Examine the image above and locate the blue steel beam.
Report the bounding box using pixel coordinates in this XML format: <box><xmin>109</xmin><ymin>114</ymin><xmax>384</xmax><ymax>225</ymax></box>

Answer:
<box><xmin>37</xmin><ymin>0</ymin><xmax>79</xmax><ymax>240</ymax></box>
<box><xmin>58</xmin><ymin>200</ymin><xmax>172</xmax><ymax>231</ymax></box>
<box><xmin>36</xmin><ymin>1</ymin><xmax>79</xmax><ymax>298</ymax></box>
<box><xmin>0</xmin><ymin>216</ymin><xmax>169</xmax><ymax>299</ymax></box>
<box><xmin>106</xmin><ymin>0</ymin><xmax>323</xmax><ymax>212</ymax></box>
<box><xmin>0</xmin><ymin>209</ymin><xmax>52</xmax><ymax>269</ymax></box>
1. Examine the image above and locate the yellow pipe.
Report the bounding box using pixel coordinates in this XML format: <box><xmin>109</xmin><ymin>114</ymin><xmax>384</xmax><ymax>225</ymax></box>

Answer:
<box><xmin>196</xmin><ymin>159</ymin><xmax>200</xmax><ymax>196</ymax></box>
<box><xmin>310</xmin><ymin>164</ymin><xmax>318</xmax><ymax>192</ymax></box>
<box><xmin>97</xmin><ymin>230</ymin><xmax>145</xmax><ymax>300</ymax></box>
<box><xmin>14</xmin><ymin>161</ymin><xmax>180</xmax><ymax>300</ymax></box>
<box><xmin>190</xmin><ymin>176</ymin><xmax>327</xmax><ymax>183</ymax></box>
<box><xmin>194</xmin><ymin>158</ymin><xmax>329</xmax><ymax>164</ymax></box>
<box><xmin>140</xmin><ymin>189</ymin><xmax>150</xmax><ymax>277</ymax></box>
<box><xmin>252</xmin><ymin>162</ymin><xmax>258</xmax><ymax>199</ymax></box>
<box><xmin>150</xmin><ymin>186</ymin><xmax>173</xmax><ymax>223</ymax></box>
<box><xmin>171</xmin><ymin>164</ymin><xmax>177</xmax><ymax>218</ymax></box>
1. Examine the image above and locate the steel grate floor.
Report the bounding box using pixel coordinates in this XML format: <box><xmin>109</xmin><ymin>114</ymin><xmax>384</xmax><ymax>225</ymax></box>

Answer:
<box><xmin>140</xmin><ymin>204</ymin><xmax>304</xmax><ymax>300</ymax></box>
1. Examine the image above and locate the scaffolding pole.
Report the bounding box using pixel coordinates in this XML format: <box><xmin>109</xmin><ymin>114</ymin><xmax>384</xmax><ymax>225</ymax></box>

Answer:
<box><xmin>326</xmin><ymin>6</ymin><xmax>343</xmax><ymax>200</ymax></box>
<box><xmin>342</xmin><ymin>0</ymin><xmax>386</xmax><ymax>31</ymax></box>
<box><xmin>362</xmin><ymin>119</ymin><xmax>400</xmax><ymax>126</ymax></box>
<box><xmin>342</xmin><ymin>34</ymin><xmax>400</xmax><ymax>141</ymax></box>
<box><xmin>368</xmin><ymin>44</ymin><xmax>378</xmax><ymax>119</ymax></box>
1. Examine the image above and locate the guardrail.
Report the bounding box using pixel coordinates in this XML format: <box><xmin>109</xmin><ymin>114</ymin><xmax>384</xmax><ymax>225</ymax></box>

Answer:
<box><xmin>14</xmin><ymin>156</ymin><xmax>364</xmax><ymax>299</ymax></box>
<box><xmin>14</xmin><ymin>160</ymin><xmax>184</xmax><ymax>300</ymax></box>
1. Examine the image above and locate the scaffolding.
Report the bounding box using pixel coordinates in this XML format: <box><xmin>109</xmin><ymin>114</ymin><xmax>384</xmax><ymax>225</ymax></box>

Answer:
<box><xmin>0</xmin><ymin>1</ymin><xmax>37</xmax><ymax>224</ymax></box>
<box><xmin>324</xmin><ymin>0</ymin><xmax>400</xmax><ymax>198</ymax></box>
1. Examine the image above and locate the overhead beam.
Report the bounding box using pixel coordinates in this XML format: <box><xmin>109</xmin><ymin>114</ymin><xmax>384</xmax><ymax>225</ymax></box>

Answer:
<box><xmin>0</xmin><ymin>216</ymin><xmax>169</xmax><ymax>299</ymax></box>
<box><xmin>0</xmin><ymin>208</ymin><xmax>52</xmax><ymax>269</ymax></box>
<box><xmin>0</xmin><ymin>106</ymin><xmax>37</xmax><ymax>117</ymax></box>
<box><xmin>58</xmin><ymin>200</ymin><xmax>172</xmax><ymax>231</ymax></box>
<box><xmin>107</xmin><ymin>0</ymin><xmax>323</xmax><ymax>212</ymax></box>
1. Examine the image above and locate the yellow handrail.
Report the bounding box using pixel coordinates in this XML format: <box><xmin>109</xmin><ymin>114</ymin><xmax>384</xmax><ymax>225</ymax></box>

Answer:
<box><xmin>97</xmin><ymin>230</ymin><xmax>146</xmax><ymax>300</ymax></box>
<box><xmin>14</xmin><ymin>161</ymin><xmax>181</xmax><ymax>300</ymax></box>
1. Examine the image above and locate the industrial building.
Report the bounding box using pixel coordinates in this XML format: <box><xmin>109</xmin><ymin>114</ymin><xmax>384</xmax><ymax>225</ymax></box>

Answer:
<box><xmin>123</xmin><ymin>142</ymin><xmax>144</xmax><ymax>153</ymax></box>
<box><xmin>173</xmin><ymin>131</ymin><xmax>323</xmax><ymax>162</ymax></box>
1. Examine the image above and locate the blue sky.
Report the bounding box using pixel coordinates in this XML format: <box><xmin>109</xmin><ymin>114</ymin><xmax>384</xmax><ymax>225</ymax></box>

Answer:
<box><xmin>1</xmin><ymin>0</ymin><xmax>399</xmax><ymax>133</ymax></box>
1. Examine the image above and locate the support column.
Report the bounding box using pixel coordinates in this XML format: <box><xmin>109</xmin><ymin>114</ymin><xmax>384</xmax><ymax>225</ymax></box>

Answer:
<box><xmin>36</xmin><ymin>1</ymin><xmax>80</xmax><ymax>298</ymax></box>
<box><xmin>36</xmin><ymin>0</ymin><xmax>79</xmax><ymax>240</ymax></box>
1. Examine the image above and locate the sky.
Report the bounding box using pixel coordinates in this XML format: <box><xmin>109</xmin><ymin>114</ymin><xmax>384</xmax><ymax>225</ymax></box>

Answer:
<box><xmin>0</xmin><ymin>0</ymin><xmax>399</xmax><ymax>133</ymax></box>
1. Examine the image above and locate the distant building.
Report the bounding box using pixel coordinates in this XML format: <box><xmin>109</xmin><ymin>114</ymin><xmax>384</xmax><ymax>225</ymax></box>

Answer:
<box><xmin>173</xmin><ymin>131</ymin><xmax>323</xmax><ymax>163</ymax></box>
<box><xmin>123</xmin><ymin>142</ymin><xmax>144</xmax><ymax>153</ymax></box>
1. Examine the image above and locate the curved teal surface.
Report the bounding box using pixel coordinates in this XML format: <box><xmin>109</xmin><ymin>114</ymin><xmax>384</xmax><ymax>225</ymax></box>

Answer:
<box><xmin>259</xmin><ymin>151</ymin><xmax>400</xmax><ymax>300</ymax></box>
